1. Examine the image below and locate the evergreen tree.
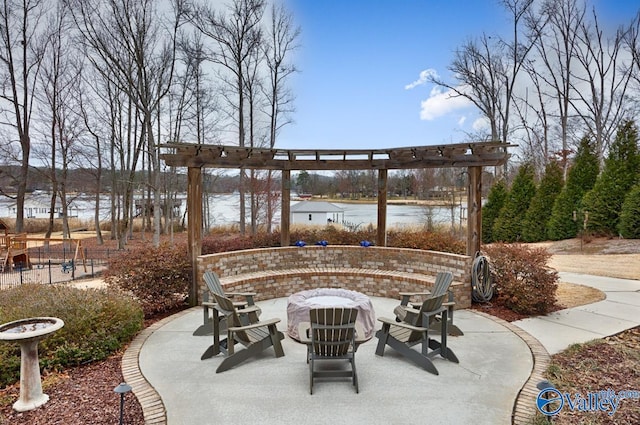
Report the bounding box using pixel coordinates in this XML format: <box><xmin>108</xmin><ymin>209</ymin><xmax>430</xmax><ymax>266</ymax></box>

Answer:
<box><xmin>521</xmin><ymin>161</ymin><xmax>564</xmax><ymax>242</ymax></box>
<box><xmin>481</xmin><ymin>179</ymin><xmax>508</xmax><ymax>243</ymax></box>
<box><xmin>618</xmin><ymin>184</ymin><xmax>640</xmax><ymax>238</ymax></box>
<box><xmin>548</xmin><ymin>136</ymin><xmax>599</xmax><ymax>240</ymax></box>
<box><xmin>492</xmin><ymin>163</ymin><xmax>536</xmax><ymax>242</ymax></box>
<box><xmin>582</xmin><ymin>121</ymin><xmax>640</xmax><ymax>235</ymax></box>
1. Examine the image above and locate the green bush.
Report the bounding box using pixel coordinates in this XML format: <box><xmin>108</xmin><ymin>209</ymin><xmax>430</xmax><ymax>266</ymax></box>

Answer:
<box><xmin>582</xmin><ymin>121</ymin><xmax>640</xmax><ymax>235</ymax></box>
<box><xmin>483</xmin><ymin>243</ymin><xmax>558</xmax><ymax>315</ymax></box>
<box><xmin>493</xmin><ymin>163</ymin><xmax>537</xmax><ymax>242</ymax></box>
<box><xmin>482</xmin><ymin>179</ymin><xmax>508</xmax><ymax>243</ymax></box>
<box><xmin>521</xmin><ymin>161</ymin><xmax>564</xmax><ymax>242</ymax></box>
<box><xmin>619</xmin><ymin>184</ymin><xmax>640</xmax><ymax>238</ymax></box>
<box><xmin>0</xmin><ymin>284</ymin><xmax>143</xmax><ymax>388</ymax></box>
<box><xmin>104</xmin><ymin>243</ymin><xmax>191</xmax><ymax>316</ymax></box>
<box><xmin>547</xmin><ymin>136</ymin><xmax>599</xmax><ymax>240</ymax></box>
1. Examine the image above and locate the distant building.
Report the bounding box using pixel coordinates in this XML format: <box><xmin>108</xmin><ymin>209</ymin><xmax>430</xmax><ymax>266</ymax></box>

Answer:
<box><xmin>6</xmin><ymin>193</ymin><xmax>79</xmax><ymax>219</ymax></box>
<box><xmin>290</xmin><ymin>200</ymin><xmax>344</xmax><ymax>225</ymax></box>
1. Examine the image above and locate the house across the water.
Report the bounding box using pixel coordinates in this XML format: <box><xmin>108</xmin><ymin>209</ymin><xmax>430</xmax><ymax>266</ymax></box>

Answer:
<box><xmin>290</xmin><ymin>200</ymin><xmax>344</xmax><ymax>226</ymax></box>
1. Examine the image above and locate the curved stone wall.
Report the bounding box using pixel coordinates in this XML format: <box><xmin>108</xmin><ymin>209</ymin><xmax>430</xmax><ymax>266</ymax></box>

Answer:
<box><xmin>197</xmin><ymin>246</ymin><xmax>473</xmax><ymax>308</ymax></box>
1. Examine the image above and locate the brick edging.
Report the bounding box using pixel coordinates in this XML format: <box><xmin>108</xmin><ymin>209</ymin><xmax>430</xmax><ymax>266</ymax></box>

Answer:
<box><xmin>472</xmin><ymin>310</ymin><xmax>551</xmax><ymax>425</ymax></box>
<box><xmin>121</xmin><ymin>307</ymin><xmax>197</xmax><ymax>425</ymax></box>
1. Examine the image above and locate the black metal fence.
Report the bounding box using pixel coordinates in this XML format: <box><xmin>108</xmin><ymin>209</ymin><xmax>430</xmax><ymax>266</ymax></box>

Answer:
<box><xmin>0</xmin><ymin>248</ymin><xmax>122</xmax><ymax>290</ymax></box>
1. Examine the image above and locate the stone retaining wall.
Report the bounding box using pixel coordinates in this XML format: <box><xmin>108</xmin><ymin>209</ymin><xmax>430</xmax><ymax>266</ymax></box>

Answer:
<box><xmin>197</xmin><ymin>246</ymin><xmax>473</xmax><ymax>309</ymax></box>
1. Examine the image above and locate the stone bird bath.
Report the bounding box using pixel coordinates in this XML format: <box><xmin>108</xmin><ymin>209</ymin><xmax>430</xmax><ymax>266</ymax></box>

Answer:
<box><xmin>0</xmin><ymin>317</ymin><xmax>64</xmax><ymax>411</ymax></box>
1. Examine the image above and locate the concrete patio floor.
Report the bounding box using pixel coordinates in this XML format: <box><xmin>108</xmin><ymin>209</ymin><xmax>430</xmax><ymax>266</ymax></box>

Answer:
<box><xmin>135</xmin><ymin>297</ymin><xmax>533</xmax><ymax>425</ymax></box>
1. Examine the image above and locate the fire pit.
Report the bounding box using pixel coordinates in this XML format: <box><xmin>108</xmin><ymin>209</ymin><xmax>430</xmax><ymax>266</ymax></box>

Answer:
<box><xmin>0</xmin><ymin>317</ymin><xmax>65</xmax><ymax>412</ymax></box>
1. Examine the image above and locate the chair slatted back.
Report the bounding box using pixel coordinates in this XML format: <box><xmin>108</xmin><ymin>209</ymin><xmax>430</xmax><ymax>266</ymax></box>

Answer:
<box><xmin>212</xmin><ymin>293</ymin><xmax>251</xmax><ymax>344</ymax></box>
<box><xmin>310</xmin><ymin>308</ymin><xmax>358</xmax><ymax>358</ymax></box>
<box><xmin>431</xmin><ymin>271</ymin><xmax>454</xmax><ymax>298</ymax></box>
<box><xmin>404</xmin><ymin>293</ymin><xmax>447</xmax><ymax>342</ymax></box>
<box><xmin>204</xmin><ymin>271</ymin><xmax>225</xmax><ymax>297</ymax></box>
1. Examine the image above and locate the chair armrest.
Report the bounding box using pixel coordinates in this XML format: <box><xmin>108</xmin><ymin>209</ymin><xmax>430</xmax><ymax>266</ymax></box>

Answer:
<box><xmin>378</xmin><ymin>316</ymin><xmax>428</xmax><ymax>332</ymax></box>
<box><xmin>203</xmin><ymin>300</ymin><xmax>248</xmax><ymax>308</ymax></box>
<box><xmin>228</xmin><ymin>317</ymin><xmax>281</xmax><ymax>332</ymax></box>
<box><xmin>237</xmin><ymin>305</ymin><xmax>261</xmax><ymax>315</ymax></box>
<box><xmin>297</xmin><ymin>322</ymin><xmax>311</xmax><ymax>344</ymax></box>
<box><xmin>226</xmin><ymin>291</ymin><xmax>257</xmax><ymax>297</ymax></box>
<box><xmin>398</xmin><ymin>291</ymin><xmax>431</xmax><ymax>306</ymax></box>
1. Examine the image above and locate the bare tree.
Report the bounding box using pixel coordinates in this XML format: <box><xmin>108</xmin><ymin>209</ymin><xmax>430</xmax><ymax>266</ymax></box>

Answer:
<box><xmin>192</xmin><ymin>0</ymin><xmax>265</xmax><ymax>234</ymax></box>
<box><xmin>262</xmin><ymin>2</ymin><xmax>299</xmax><ymax>232</ymax></box>
<box><xmin>570</xmin><ymin>7</ymin><xmax>635</xmax><ymax>164</ymax></box>
<box><xmin>68</xmin><ymin>0</ymin><xmax>185</xmax><ymax>247</ymax></box>
<box><xmin>37</xmin><ymin>1</ymin><xmax>83</xmax><ymax>239</ymax></box>
<box><xmin>0</xmin><ymin>0</ymin><xmax>50</xmax><ymax>232</ymax></box>
<box><xmin>525</xmin><ymin>0</ymin><xmax>585</xmax><ymax>178</ymax></box>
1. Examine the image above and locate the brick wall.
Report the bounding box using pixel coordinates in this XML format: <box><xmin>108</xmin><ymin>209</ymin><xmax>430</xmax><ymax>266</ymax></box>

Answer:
<box><xmin>197</xmin><ymin>246</ymin><xmax>473</xmax><ymax>308</ymax></box>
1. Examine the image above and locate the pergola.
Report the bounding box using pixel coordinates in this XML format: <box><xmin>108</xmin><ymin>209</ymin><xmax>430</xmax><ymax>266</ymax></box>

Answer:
<box><xmin>160</xmin><ymin>141</ymin><xmax>513</xmax><ymax>303</ymax></box>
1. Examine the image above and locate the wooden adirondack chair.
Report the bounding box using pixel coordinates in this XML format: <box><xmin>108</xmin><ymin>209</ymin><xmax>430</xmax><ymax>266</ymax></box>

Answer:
<box><xmin>193</xmin><ymin>270</ymin><xmax>260</xmax><ymax>336</ymax></box>
<box><xmin>201</xmin><ymin>293</ymin><xmax>285</xmax><ymax>373</ymax></box>
<box><xmin>394</xmin><ymin>271</ymin><xmax>463</xmax><ymax>336</ymax></box>
<box><xmin>299</xmin><ymin>307</ymin><xmax>359</xmax><ymax>394</ymax></box>
<box><xmin>376</xmin><ymin>292</ymin><xmax>458</xmax><ymax>375</ymax></box>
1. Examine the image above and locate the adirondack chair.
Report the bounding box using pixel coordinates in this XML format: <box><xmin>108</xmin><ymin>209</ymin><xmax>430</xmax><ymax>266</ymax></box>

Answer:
<box><xmin>394</xmin><ymin>271</ymin><xmax>463</xmax><ymax>336</ymax></box>
<box><xmin>201</xmin><ymin>293</ymin><xmax>285</xmax><ymax>373</ymax></box>
<box><xmin>376</xmin><ymin>292</ymin><xmax>459</xmax><ymax>375</ymax></box>
<box><xmin>193</xmin><ymin>270</ymin><xmax>260</xmax><ymax>336</ymax></box>
<box><xmin>299</xmin><ymin>307</ymin><xmax>359</xmax><ymax>394</ymax></box>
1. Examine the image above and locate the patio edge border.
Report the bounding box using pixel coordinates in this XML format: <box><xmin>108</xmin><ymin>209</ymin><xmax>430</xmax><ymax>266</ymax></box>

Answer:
<box><xmin>121</xmin><ymin>307</ymin><xmax>197</xmax><ymax>425</ymax></box>
<box><xmin>472</xmin><ymin>310</ymin><xmax>551</xmax><ymax>425</ymax></box>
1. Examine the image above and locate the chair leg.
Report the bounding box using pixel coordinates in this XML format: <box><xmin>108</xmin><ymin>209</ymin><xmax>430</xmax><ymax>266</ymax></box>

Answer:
<box><xmin>352</xmin><ymin>357</ymin><xmax>358</xmax><ymax>393</ymax></box>
<box><xmin>309</xmin><ymin>357</ymin><xmax>314</xmax><ymax>394</ymax></box>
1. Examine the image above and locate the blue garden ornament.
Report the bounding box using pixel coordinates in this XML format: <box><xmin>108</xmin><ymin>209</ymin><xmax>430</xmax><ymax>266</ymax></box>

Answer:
<box><xmin>315</xmin><ymin>240</ymin><xmax>328</xmax><ymax>247</ymax></box>
<box><xmin>360</xmin><ymin>240</ymin><xmax>372</xmax><ymax>247</ymax></box>
<box><xmin>295</xmin><ymin>240</ymin><xmax>306</xmax><ymax>247</ymax></box>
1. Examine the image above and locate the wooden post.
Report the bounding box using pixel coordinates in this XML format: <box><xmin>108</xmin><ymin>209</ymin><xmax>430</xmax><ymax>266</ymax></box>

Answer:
<box><xmin>187</xmin><ymin>166</ymin><xmax>203</xmax><ymax>306</ymax></box>
<box><xmin>281</xmin><ymin>169</ymin><xmax>291</xmax><ymax>247</ymax></box>
<box><xmin>377</xmin><ymin>169</ymin><xmax>388</xmax><ymax>247</ymax></box>
<box><xmin>466</xmin><ymin>166</ymin><xmax>482</xmax><ymax>257</ymax></box>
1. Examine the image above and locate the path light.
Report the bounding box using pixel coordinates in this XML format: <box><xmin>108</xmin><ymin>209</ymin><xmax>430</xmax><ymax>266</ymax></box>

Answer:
<box><xmin>536</xmin><ymin>380</ymin><xmax>560</xmax><ymax>422</ymax></box>
<box><xmin>114</xmin><ymin>382</ymin><xmax>132</xmax><ymax>425</ymax></box>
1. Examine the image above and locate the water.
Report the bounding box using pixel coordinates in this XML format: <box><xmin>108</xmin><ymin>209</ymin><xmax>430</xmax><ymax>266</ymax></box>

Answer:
<box><xmin>1</xmin><ymin>193</ymin><xmax>465</xmax><ymax>229</ymax></box>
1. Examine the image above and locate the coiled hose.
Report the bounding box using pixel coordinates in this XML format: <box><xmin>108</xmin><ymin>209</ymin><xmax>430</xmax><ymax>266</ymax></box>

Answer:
<box><xmin>471</xmin><ymin>252</ymin><xmax>493</xmax><ymax>303</ymax></box>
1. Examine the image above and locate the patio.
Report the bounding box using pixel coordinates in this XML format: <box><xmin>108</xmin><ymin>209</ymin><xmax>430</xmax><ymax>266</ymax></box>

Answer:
<box><xmin>135</xmin><ymin>296</ymin><xmax>532</xmax><ymax>425</ymax></box>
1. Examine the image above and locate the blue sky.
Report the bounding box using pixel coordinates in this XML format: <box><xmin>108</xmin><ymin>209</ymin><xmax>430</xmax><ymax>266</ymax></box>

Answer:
<box><xmin>277</xmin><ymin>0</ymin><xmax>639</xmax><ymax>151</ymax></box>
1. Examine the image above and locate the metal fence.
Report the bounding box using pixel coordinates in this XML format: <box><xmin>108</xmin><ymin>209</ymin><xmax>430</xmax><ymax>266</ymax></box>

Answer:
<box><xmin>0</xmin><ymin>248</ymin><xmax>121</xmax><ymax>290</ymax></box>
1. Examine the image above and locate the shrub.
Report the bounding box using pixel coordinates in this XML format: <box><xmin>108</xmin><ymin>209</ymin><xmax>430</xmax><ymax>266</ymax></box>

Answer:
<box><xmin>104</xmin><ymin>243</ymin><xmax>191</xmax><ymax>316</ymax></box>
<box><xmin>582</xmin><ymin>120</ymin><xmax>640</xmax><ymax>235</ymax></box>
<box><xmin>483</xmin><ymin>243</ymin><xmax>558</xmax><ymax>315</ymax></box>
<box><xmin>521</xmin><ymin>161</ymin><xmax>564</xmax><ymax>242</ymax></box>
<box><xmin>493</xmin><ymin>163</ymin><xmax>537</xmax><ymax>242</ymax></box>
<box><xmin>618</xmin><ymin>184</ymin><xmax>640</xmax><ymax>238</ymax></box>
<box><xmin>547</xmin><ymin>136</ymin><xmax>599</xmax><ymax>240</ymax></box>
<box><xmin>0</xmin><ymin>284</ymin><xmax>143</xmax><ymax>388</ymax></box>
<box><xmin>482</xmin><ymin>179</ymin><xmax>508</xmax><ymax>243</ymax></box>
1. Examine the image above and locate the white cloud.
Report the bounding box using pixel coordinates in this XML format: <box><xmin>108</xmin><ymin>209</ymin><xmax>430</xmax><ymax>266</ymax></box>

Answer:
<box><xmin>419</xmin><ymin>86</ymin><xmax>473</xmax><ymax>120</ymax></box>
<box><xmin>405</xmin><ymin>69</ymin><xmax>439</xmax><ymax>90</ymax></box>
<box><xmin>458</xmin><ymin>116</ymin><xmax>467</xmax><ymax>126</ymax></box>
<box><xmin>472</xmin><ymin>117</ymin><xmax>489</xmax><ymax>131</ymax></box>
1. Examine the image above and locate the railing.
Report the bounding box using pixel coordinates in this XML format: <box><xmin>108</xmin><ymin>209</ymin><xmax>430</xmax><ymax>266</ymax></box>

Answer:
<box><xmin>0</xmin><ymin>248</ymin><xmax>121</xmax><ymax>290</ymax></box>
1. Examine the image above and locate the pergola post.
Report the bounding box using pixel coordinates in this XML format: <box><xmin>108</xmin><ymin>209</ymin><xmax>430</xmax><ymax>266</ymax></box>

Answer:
<box><xmin>377</xmin><ymin>169</ymin><xmax>387</xmax><ymax>247</ymax></box>
<box><xmin>281</xmin><ymin>169</ymin><xmax>291</xmax><ymax>247</ymax></box>
<box><xmin>466</xmin><ymin>166</ymin><xmax>482</xmax><ymax>257</ymax></box>
<box><xmin>187</xmin><ymin>166</ymin><xmax>203</xmax><ymax>306</ymax></box>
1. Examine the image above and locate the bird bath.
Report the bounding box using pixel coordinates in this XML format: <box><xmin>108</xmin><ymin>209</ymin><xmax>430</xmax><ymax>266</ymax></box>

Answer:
<box><xmin>0</xmin><ymin>317</ymin><xmax>64</xmax><ymax>412</ymax></box>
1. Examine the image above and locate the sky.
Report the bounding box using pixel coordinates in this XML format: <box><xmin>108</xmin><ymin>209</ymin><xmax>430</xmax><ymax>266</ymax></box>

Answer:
<box><xmin>276</xmin><ymin>0</ymin><xmax>639</xmax><ymax>151</ymax></box>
